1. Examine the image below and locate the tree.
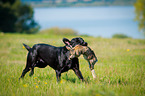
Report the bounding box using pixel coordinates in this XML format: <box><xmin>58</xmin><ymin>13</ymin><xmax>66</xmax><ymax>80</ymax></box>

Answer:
<box><xmin>134</xmin><ymin>0</ymin><xmax>145</xmax><ymax>34</ymax></box>
<box><xmin>0</xmin><ymin>0</ymin><xmax>40</xmax><ymax>34</ymax></box>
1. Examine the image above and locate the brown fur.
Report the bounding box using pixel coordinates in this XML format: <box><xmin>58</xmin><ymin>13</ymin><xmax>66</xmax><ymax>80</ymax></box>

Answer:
<box><xmin>67</xmin><ymin>45</ymin><xmax>98</xmax><ymax>70</ymax></box>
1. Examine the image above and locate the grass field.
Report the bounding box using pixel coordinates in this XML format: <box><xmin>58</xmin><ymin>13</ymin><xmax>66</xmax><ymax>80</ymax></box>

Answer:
<box><xmin>0</xmin><ymin>33</ymin><xmax>145</xmax><ymax>96</ymax></box>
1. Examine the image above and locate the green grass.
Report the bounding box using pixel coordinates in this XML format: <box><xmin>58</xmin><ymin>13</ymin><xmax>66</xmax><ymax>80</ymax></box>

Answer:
<box><xmin>0</xmin><ymin>33</ymin><xmax>145</xmax><ymax>96</ymax></box>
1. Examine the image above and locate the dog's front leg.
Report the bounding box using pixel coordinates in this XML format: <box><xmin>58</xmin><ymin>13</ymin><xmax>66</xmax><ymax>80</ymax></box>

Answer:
<box><xmin>55</xmin><ymin>70</ymin><xmax>61</xmax><ymax>83</ymax></box>
<box><xmin>73</xmin><ymin>68</ymin><xmax>84</xmax><ymax>81</ymax></box>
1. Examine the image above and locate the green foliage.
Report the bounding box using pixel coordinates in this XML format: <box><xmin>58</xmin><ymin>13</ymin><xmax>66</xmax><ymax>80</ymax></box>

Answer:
<box><xmin>0</xmin><ymin>0</ymin><xmax>40</xmax><ymax>34</ymax></box>
<box><xmin>39</xmin><ymin>27</ymin><xmax>78</xmax><ymax>36</ymax></box>
<box><xmin>0</xmin><ymin>33</ymin><xmax>145</xmax><ymax>96</ymax></box>
<box><xmin>134</xmin><ymin>0</ymin><xmax>145</xmax><ymax>34</ymax></box>
<box><xmin>112</xmin><ymin>34</ymin><xmax>130</xmax><ymax>39</ymax></box>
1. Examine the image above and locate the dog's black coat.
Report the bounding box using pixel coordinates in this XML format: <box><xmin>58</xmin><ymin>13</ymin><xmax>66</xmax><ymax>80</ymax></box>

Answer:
<box><xmin>19</xmin><ymin>37</ymin><xmax>87</xmax><ymax>82</ymax></box>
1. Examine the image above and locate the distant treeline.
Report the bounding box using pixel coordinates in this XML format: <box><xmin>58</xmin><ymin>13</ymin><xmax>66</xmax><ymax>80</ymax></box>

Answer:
<box><xmin>21</xmin><ymin>0</ymin><xmax>136</xmax><ymax>7</ymax></box>
<box><xmin>0</xmin><ymin>0</ymin><xmax>40</xmax><ymax>34</ymax></box>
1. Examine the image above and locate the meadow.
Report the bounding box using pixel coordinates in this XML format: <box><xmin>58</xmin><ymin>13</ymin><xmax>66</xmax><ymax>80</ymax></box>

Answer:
<box><xmin>0</xmin><ymin>33</ymin><xmax>144</xmax><ymax>96</ymax></box>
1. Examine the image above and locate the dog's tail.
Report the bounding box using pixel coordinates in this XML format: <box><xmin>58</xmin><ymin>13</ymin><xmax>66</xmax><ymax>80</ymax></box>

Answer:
<box><xmin>23</xmin><ymin>43</ymin><xmax>31</xmax><ymax>51</ymax></box>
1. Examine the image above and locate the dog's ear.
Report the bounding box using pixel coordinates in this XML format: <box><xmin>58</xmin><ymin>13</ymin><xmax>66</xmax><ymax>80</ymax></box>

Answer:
<box><xmin>63</xmin><ymin>38</ymin><xmax>71</xmax><ymax>46</ymax></box>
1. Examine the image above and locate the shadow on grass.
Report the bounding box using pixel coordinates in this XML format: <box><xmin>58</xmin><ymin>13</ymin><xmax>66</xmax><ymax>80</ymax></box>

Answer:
<box><xmin>63</xmin><ymin>74</ymin><xmax>90</xmax><ymax>84</ymax></box>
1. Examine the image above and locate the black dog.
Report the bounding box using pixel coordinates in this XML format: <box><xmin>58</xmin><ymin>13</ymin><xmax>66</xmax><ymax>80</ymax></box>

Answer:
<box><xmin>19</xmin><ymin>37</ymin><xmax>87</xmax><ymax>82</ymax></box>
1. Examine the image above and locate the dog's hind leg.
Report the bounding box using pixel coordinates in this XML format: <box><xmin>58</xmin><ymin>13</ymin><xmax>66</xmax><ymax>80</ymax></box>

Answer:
<box><xmin>29</xmin><ymin>67</ymin><xmax>34</xmax><ymax>77</ymax></box>
<box><xmin>29</xmin><ymin>61</ymin><xmax>37</xmax><ymax>77</ymax></box>
<box><xmin>19</xmin><ymin>50</ymin><xmax>37</xmax><ymax>79</ymax></box>
<box><xmin>19</xmin><ymin>59</ymin><xmax>33</xmax><ymax>79</ymax></box>
<box><xmin>19</xmin><ymin>63</ymin><xmax>35</xmax><ymax>79</ymax></box>
<box><xmin>28</xmin><ymin>53</ymin><xmax>37</xmax><ymax>77</ymax></box>
<box><xmin>19</xmin><ymin>66</ymin><xmax>30</xmax><ymax>79</ymax></box>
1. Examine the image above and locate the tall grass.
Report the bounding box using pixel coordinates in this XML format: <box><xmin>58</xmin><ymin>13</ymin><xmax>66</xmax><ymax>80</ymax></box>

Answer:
<box><xmin>0</xmin><ymin>33</ymin><xmax>144</xmax><ymax>96</ymax></box>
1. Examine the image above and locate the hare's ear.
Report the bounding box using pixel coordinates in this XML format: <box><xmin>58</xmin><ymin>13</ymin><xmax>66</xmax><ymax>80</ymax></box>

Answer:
<box><xmin>66</xmin><ymin>46</ymin><xmax>75</xmax><ymax>50</ymax></box>
<box><xmin>66</xmin><ymin>46</ymin><xmax>71</xmax><ymax>50</ymax></box>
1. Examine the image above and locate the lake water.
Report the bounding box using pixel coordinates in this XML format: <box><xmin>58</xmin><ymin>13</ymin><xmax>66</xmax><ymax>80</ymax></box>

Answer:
<box><xmin>34</xmin><ymin>6</ymin><xmax>144</xmax><ymax>39</ymax></box>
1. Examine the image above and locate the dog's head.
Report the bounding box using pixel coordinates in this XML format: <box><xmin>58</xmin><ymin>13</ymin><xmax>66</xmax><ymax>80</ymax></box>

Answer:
<box><xmin>71</xmin><ymin>37</ymin><xmax>88</xmax><ymax>47</ymax></box>
<box><xmin>63</xmin><ymin>37</ymin><xmax>88</xmax><ymax>49</ymax></box>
